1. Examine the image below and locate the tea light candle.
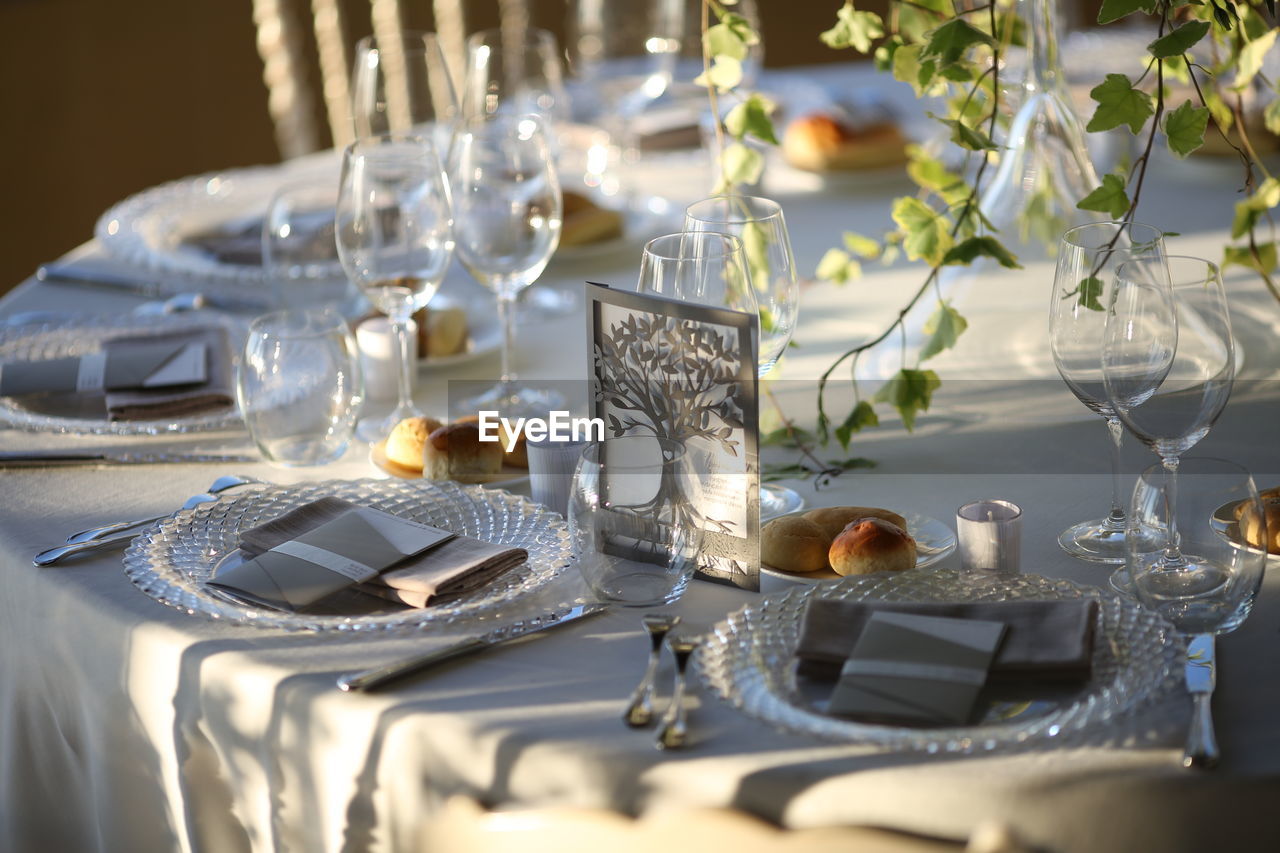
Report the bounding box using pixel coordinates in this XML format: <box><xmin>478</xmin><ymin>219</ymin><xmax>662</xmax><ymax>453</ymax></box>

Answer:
<box><xmin>526</xmin><ymin>436</ymin><xmax>589</xmax><ymax>517</ymax></box>
<box><xmin>956</xmin><ymin>499</ymin><xmax>1022</xmax><ymax>574</ymax></box>
<box><xmin>355</xmin><ymin>316</ymin><xmax>417</xmax><ymax>403</ymax></box>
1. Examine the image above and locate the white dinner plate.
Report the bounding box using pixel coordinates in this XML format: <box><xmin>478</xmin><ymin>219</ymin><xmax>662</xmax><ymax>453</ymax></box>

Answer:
<box><xmin>760</xmin><ymin>511</ymin><xmax>956</xmax><ymax>582</ymax></box>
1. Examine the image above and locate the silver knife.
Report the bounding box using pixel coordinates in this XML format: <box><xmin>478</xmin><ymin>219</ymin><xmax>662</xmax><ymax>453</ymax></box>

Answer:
<box><xmin>36</xmin><ymin>262</ymin><xmax>266</xmax><ymax>312</ymax></box>
<box><xmin>336</xmin><ymin>603</ymin><xmax>608</xmax><ymax>692</ymax></box>
<box><xmin>0</xmin><ymin>451</ymin><xmax>257</xmax><ymax>467</ymax></box>
<box><xmin>1183</xmin><ymin>633</ymin><xmax>1219</xmax><ymax>769</ymax></box>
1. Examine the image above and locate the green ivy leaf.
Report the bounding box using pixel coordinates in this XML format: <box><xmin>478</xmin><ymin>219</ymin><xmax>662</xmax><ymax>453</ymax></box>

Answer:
<box><xmin>1077</xmin><ymin>275</ymin><xmax>1105</xmax><ymax>312</ymax></box>
<box><xmin>920</xmin><ymin>302</ymin><xmax>968</xmax><ymax>361</ymax></box>
<box><xmin>1231</xmin><ymin>28</ymin><xmax>1278</xmax><ymax>92</ymax></box>
<box><xmin>941</xmin><ymin>235</ymin><xmax>1022</xmax><ymax>269</ymax></box>
<box><xmin>721</xmin><ymin>142</ymin><xmax>763</xmax><ymax>186</ymax></box>
<box><xmin>816</xmin><ymin>248</ymin><xmax>861</xmax><ymax>284</ymax></box>
<box><xmin>1098</xmin><ymin>0</ymin><xmax>1157</xmax><ymax>25</ymax></box>
<box><xmin>820</xmin><ymin>2</ymin><xmax>884</xmax><ymax>53</ymax></box>
<box><xmin>1087</xmin><ymin>74</ymin><xmax>1155</xmax><ymax>134</ymax></box>
<box><xmin>1223</xmin><ymin>242</ymin><xmax>1279</xmax><ymax>274</ymax></box>
<box><xmin>1231</xmin><ymin>177</ymin><xmax>1280</xmax><ymax>238</ymax></box>
<box><xmin>705</xmin><ymin>23</ymin><xmax>749</xmax><ymax>61</ymax></box>
<box><xmin>1147</xmin><ymin>21</ymin><xmax>1210</xmax><ymax>58</ymax></box>
<box><xmin>905</xmin><ymin>145</ymin><xmax>968</xmax><ymax>205</ymax></box>
<box><xmin>1203</xmin><ymin>88</ymin><xmax>1234</xmax><ymax>133</ymax></box>
<box><xmin>694</xmin><ymin>56</ymin><xmax>743</xmax><ymax>92</ymax></box>
<box><xmin>891</xmin><ymin>197</ymin><xmax>953</xmax><ymax>267</ymax></box>
<box><xmin>842</xmin><ymin>232</ymin><xmax>881</xmax><ymax>259</ymax></box>
<box><xmin>1077</xmin><ymin>173</ymin><xmax>1132</xmax><ymax>218</ymax></box>
<box><xmin>1163</xmin><ymin>100</ymin><xmax>1209</xmax><ymax>158</ymax></box>
<box><xmin>921</xmin><ymin>18</ymin><xmax>993</xmax><ymax>68</ymax></box>
<box><xmin>1266</xmin><ymin>98</ymin><xmax>1280</xmax><ymax>136</ymax></box>
<box><xmin>933</xmin><ymin>115</ymin><xmax>997</xmax><ymax>151</ymax></box>
<box><xmin>891</xmin><ymin>43</ymin><xmax>942</xmax><ymax>97</ymax></box>
<box><xmin>872</xmin><ymin>368</ymin><xmax>940</xmax><ymax>432</ymax></box>
<box><xmin>835</xmin><ymin>400</ymin><xmax>879</xmax><ymax>449</ymax></box>
<box><xmin>723</xmin><ymin>93</ymin><xmax>779</xmax><ymax>144</ymax></box>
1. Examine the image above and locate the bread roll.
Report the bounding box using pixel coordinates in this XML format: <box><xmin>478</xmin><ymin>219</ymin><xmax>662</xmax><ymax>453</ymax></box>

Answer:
<box><xmin>804</xmin><ymin>506</ymin><xmax>908</xmax><ymax>541</ymax></box>
<box><xmin>384</xmin><ymin>416</ymin><xmax>445</xmax><ymax>471</ymax></box>
<box><xmin>454</xmin><ymin>413</ymin><xmax>526</xmax><ymax>468</ymax></box>
<box><xmin>761</xmin><ymin>516</ymin><xmax>831</xmax><ymax>574</ymax></box>
<box><xmin>782</xmin><ymin>114</ymin><xmax>907</xmax><ymax>172</ymax></box>
<box><xmin>420</xmin><ymin>305</ymin><xmax>469</xmax><ymax>358</ymax></box>
<box><xmin>1240</xmin><ymin>494</ymin><xmax>1280</xmax><ymax>554</ymax></box>
<box><xmin>421</xmin><ymin>421</ymin><xmax>504</xmax><ymax>483</ymax></box>
<box><xmin>828</xmin><ymin>518</ymin><xmax>917</xmax><ymax>576</ymax></box>
<box><xmin>560</xmin><ymin>190</ymin><xmax>624</xmax><ymax>247</ymax></box>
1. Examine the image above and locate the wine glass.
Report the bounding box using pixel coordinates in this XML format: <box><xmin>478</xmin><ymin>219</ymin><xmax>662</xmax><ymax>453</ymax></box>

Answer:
<box><xmin>683</xmin><ymin>196</ymin><xmax>802</xmax><ymax>518</ymax></box>
<box><xmin>1049</xmin><ymin>221</ymin><xmax>1167</xmax><ymax>564</ymax></box>
<box><xmin>1128</xmin><ymin>458</ymin><xmax>1266</xmax><ymax>635</ymax></box>
<box><xmin>335</xmin><ymin>134</ymin><xmax>455</xmax><ymax>442</ymax></box>
<box><xmin>262</xmin><ymin>179</ymin><xmax>352</xmax><ymax>311</ymax></box>
<box><xmin>1103</xmin><ymin>255</ymin><xmax>1235</xmax><ymax>593</ymax></box>
<box><xmin>449</xmin><ymin>114</ymin><xmax>563</xmax><ymax>416</ymax></box>
<box><xmin>351</xmin><ymin>31</ymin><xmax>458</xmax><ymax>156</ymax></box>
<box><xmin>460</xmin><ymin>27</ymin><xmax>570</xmax><ymax>123</ymax></box>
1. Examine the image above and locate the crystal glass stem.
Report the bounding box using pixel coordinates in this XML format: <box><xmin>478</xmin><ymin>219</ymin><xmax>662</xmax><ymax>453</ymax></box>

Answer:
<box><xmin>497</xmin><ymin>286</ymin><xmax>517</xmax><ymax>387</ymax></box>
<box><xmin>1104</xmin><ymin>415</ymin><xmax>1128</xmax><ymax>531</ymax></box>
<box><xmin>387</xmin><ymin>297</ymin><xmax>423</xmax><ymax>424</ymax></box>
<box><xmin>1161</xmin><ymin>455</ymin><xmax>1183</xmax><ymax>565</ymax></box>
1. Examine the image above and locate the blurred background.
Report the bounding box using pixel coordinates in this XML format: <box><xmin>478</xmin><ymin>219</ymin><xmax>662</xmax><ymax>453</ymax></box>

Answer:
<box><xmin>0</xmin><ymin>0</ymin><xmax>1103</xmax><ymax>296</ymax></box>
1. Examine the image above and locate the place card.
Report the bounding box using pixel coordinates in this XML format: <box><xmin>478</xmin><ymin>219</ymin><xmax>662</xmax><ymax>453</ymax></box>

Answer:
<box><xmin>207</xmin><ymin>507</ymin><xmax>456</xmax><ymax>612</ymax></box>
<box><xmin>0</xmin><ymin>339</ymin><xmax>207</xmax><ymax>396</ymax></box>
<box><xmin>585</xmin><ymin>281</ymin><xmax>760</xmax><ymax>591</ymax></box>
<box><xmin>827</xmin><ymin>611</ymin><xmax>1007</xmax><ymax>726</ymax></box>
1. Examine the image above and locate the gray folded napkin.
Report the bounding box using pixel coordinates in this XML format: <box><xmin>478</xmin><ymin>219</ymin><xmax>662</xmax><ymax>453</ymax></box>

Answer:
<box><xmin>104</xmin><ymin>327</ymin><xmax>234</xmax><ymax>421</ymax></box>
<box><xmin>182</xmin><ymin>211</ymin><xmax>336</xmax><ymax>266</ymax></box>
<box><xmin>795</xmin><ymin>598</ymin><xmax>1098</xmax><ymax>684</ymax></box>
<box><xmin>238</xmin><ymin>497</ymin><xmax>527</xmax><ymax>608</ymax></box>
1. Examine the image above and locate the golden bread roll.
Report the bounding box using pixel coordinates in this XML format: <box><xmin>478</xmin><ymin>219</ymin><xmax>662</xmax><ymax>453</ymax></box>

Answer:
<box><xmin>422</xmin><ymin>421</ymin><xmax>504</xmax><ymax>483</ymax></box>
<box><xmin>828</xmin><ymin>518</ymin><xmax>917</xmax><ymax>576</ymax></box>
<box><xmin>761</xmin><ymin>516</ymin><xmax>831</xmax><ymax>574</ymax></box>
<box><xmin>803</xmin><ymin>506</ymin><xmax>909</xmax><ymax>541</ymax></box>
<box><xmin>560</xmin><ymin>190</ymin><xmax>624</xmax><ymax>247</ymax></box>
<box><xmin>453</xmin><ymin>414</ymin><xmax>526</xmax><ymax>468</ymax></box>
<box><xmin>1239</xmin><ymin>494</ymin><xmax>1280</xmax><ymax>554</ymax></box>
<box><xmin>384</xmin><ymin>416</ymin><xmax>445</xmax><ymax>471</ymax></box>
<box><xmin>782</xmin><ymin>114</ymin><xmax>907</xmax><ymax>172</ymax></box>
<box><xmin>422</xmin><ymin>305</ymin><xmax>469</xmax><ymax>358</ymax></box>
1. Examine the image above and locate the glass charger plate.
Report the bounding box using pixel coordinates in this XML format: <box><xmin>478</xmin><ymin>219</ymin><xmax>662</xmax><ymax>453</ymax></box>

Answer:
<box><xmin>0</xmin><ymin>313</ymin><xmax>243</xmax><ymax>435</ymax></box>
<box><xmin>95</xmin><ymin>152</ymin><xmax>343</xmax><ymax>307</ymax></box>
<box><xmin>760</xmin><ymin>512</ymin><xmax>956</xmax><ymax>581</ymax></box>
<box><xmin>698</xmin><ymin>569</ymin><xmax>1180</xmax><ymax>753</ymax></box>
<box><xmin>123</xmin><ymin>478</ymin><xmax>575</xmax><ymax>632</ymax></box>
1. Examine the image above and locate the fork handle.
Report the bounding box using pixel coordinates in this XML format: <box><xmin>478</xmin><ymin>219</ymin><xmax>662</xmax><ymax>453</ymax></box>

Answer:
<box><xmin>66</xmin><ymin>515</ymin><xmax>162</xmax><ymax>544</ymax></box>
<box><xmin>1184</xmin><ymin>692</ymin><xmax>1219</xmax><ymax>769</ymax></box>
<box><xmin>33</xmin><ymin>532</ymin><xmax>137</xmax><ymax>566</ymax></box>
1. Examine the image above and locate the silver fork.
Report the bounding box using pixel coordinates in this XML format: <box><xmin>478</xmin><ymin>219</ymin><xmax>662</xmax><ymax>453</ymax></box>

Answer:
<box><xmin>63</xmin><ymin>475</ymin><xmax>263</xmax><ymax>543</ymax></box>
<box><xmin>623</xmin><ymin>613</ymin><xmax>680</xmax><ymax>727</ymax></box>
<box><xmin>655</xmin><ymin>634</ymin><xmax>700</xmax><ymax>751</ymax></box>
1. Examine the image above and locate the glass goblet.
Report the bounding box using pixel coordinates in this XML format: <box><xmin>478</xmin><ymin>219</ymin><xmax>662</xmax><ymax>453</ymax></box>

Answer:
<box><xmin>449</xmin><ymin>114</ymin><xmax>563</xmax><ymax>417</ymax></box>
<box><xmin>262</xmin><ymin>179</ymin><xmax>351</xmax><ymax>311</ymax></box>
<box><xmin>569</xmin><ymin>436</ymin><xmax>705</xmax><ymax>607</ymax></box>
<box><xmin>684</xmin><ymin>195</ymin><xmax>802</xmax><ymax>519</ymax></box>
<box><xmin>1049</xmin><ymin>221</ymin><xmax>1166</xmax><ymax>563</ymax></box>
<box><xmin>460</xmin><ymin>26</ymin><xmax>571</xmax><ymax>123</ymax></box>
<box><xmin>335</xmin><ymin>134</ymin><xmax>454</xmax><ymax>442</ymax></box>
<box><xmin>1128</xmin><ymin>458</ymin><xmax>1266</xmax><ymax>635</ymax></box>
<box><xmin>237</xmin><ymin>308</ymin><xmax>362</xmax><ymax>466</ymax></box>
<box><xmin>1104</xmin><ymin>256</ymin><xmax>1235</xmax><ymax>593</ymax></box>
<box><xmin>351</xmin><ymin>30</ymin><xmax>458</xmax><ymax>155</ymax></box>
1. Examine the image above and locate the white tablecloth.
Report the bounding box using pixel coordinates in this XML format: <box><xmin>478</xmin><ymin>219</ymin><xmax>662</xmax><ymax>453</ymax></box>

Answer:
<box><xmin>3</xmin><ymin>67</ymin><xmax>1280</xmax><ymax>853</ymax></box>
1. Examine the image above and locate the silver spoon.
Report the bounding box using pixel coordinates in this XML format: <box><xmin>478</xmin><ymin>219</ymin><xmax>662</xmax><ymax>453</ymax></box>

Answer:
<box><xmin>623</xmin><ymin>613</ymin><xmax>680</xmax><ymax>727</ymax></box>
<box><xmin>63</xmin><ymin>474</ymin><xmax>263</xmax><ymax>543</ymax></box>
<box><xmin>655</xmin><ymin>635</ymin><xmax>699</xmax><ymax>751</ymax></box>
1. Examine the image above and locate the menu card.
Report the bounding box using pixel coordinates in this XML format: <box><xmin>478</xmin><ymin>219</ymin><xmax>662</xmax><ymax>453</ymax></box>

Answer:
<box><xmin>586</xmin><ymin>281</ymin><xmax>760</xmax><ymax>591</ymax></box>
<box><xmin>827</xmin><ymin>611</ymin><xmax>1007</xmax><ymax>726</ymax></box>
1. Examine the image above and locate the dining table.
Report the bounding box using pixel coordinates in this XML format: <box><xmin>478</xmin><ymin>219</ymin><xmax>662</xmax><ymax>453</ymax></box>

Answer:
<box><xmin>2</xmin><ymin>64</ymin><xmax>1279</xmax><ymax>853</ymax></box>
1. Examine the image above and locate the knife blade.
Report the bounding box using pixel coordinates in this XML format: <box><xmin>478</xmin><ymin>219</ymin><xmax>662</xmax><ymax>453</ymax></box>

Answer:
<box><xmin>0</xmin><ymin>451</ymin><xmax>257</xmax><ymax>467</ymax></box>
<box><xmin>1183</xmin><ymin>633</ymin><xmax>1219</xmax><ymax>769</ymax></box>
<box><xmin>336</xmin><ymin>603</ymin><xmax>608</xmax><ymax>692</ymax></box>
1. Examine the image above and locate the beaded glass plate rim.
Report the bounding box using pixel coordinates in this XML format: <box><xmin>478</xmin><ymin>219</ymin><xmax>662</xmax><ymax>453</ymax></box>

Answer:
<box><xmin>695</xmin><ymin>569</ymin><xmax>1181</xmax><ymax>753</ymax></box>
<box><xmin>122</xmin><ymin>478</ymin><xmax>576</xmax><ymax>632</ymax></box>
<box><xmin>0</xmin><ymin>312</ymin><xmax>244</xmax><ymax>435</ymax></box>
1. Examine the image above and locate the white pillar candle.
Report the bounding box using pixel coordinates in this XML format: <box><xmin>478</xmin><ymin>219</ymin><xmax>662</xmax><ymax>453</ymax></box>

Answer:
<box><xmin>956</xmin><ymin>499</ymin><xmax>1022</xmax><ymax>574</ymax></box>
<box><xmin>355</xmin><ymin>316</ymin><xmax>417</xmax><ymax>403</ymax></box>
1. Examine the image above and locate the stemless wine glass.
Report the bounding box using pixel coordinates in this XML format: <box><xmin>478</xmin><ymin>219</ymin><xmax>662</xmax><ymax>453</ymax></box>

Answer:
<box><xmin>683</xmin><ymin>195</ymin><xmax>801</xmax><ymax>518</ymax></box>
<box><xmin>262</xmin><ymin>179</ymin><xmax>351</xmax><ymax>311</ymax></box>
<box><xmin>460</xmin><ymin>27</ymin><xmax>571</xmax><ymax>123</ymax></box>
<box><xmin>351</xmin><ymin>31</ymin><xmax>458</xmax><ymax>155</ymax></box>
<box><xmin>1127</xmin><ymin>458</ymin><xmax>1266</xmax><ymax>635</ymax></box>
<box><xmin>1104</xmin><ymin>255</ymin><xmax>1235</xmax><ymax>593</ymax></box>
<box><xmin>335</xmin><ymin>134</ymin><xmax>455</xmax><ymax>441</ymax></box>
<box><xmin>569</xmin><ymin>436</ymin><xmax>705</xmax><ymax>607</ymax></box>
<box><xmin>450</xmin><ymin>114</ymin><xmax>563</xmax><ymax>416</ymax></box>
<box><xmin>1049</xmin><ymin>221</ymin><xmax>1167</xmax><ymax>563</ymax></box>
<box><xmin>237</xmin><ymin>309</ymin><xmax>363</xmax><ymax>466</ymax></box>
